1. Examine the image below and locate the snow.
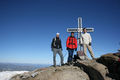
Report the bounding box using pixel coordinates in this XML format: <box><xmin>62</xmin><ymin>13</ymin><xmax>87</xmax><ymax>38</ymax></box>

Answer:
<box><xmin>0</xmin><ymin>71</ymin><xmax>28</xmax><ymax>80</ymax></box>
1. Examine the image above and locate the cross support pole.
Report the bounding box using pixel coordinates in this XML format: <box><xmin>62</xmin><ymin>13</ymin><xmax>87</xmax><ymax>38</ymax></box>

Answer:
<box><xmin>78</xmin><ymin>17</ymin><xmax>82</xmax><ymax>51</ymax></box>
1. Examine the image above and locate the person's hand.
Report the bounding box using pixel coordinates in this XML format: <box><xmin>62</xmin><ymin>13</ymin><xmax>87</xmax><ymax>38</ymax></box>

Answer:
<box><xmin>61</xmin><ymin>48</ymin><xmax>63</xmax><ymax>51</ymax></box>
<box><xmin>80</xmin><ymin>44</ymin><xmax>83</xmax><ymax>46</ymax></box>
<box><xmin>66</xmin><ymin>47</ymin><xmax>69</xmax><ymax>50</ymax></box>
<box><xmin>75</xmin><ymin>48</ymin><xmax>77</xmax><ymax>51</ymax></box>
<box><xmin>89</xmin><ymin>42</ymin><xmax>91</xmax><ymax>46</ymax></box>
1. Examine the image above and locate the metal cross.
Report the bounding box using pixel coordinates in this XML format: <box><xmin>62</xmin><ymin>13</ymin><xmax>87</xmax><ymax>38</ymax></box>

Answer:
<box><xmin>67</xmin><ymin>17</ymin><xmax>94</xmax><ymax>51</ymax></box>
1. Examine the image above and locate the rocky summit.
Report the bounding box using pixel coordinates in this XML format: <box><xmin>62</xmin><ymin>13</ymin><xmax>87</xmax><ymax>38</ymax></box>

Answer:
<box><xmin>10</xmin><ymin>65</ymin><xmax>90</xmax><ymax>80</ymax></box>
<box><xmin>10</xmin><ymin>53</ymin><xmax>120</xmax><ymax>80</ymax></box>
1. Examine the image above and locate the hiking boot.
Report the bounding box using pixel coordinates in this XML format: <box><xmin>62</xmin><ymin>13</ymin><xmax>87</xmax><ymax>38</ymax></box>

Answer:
<box><xmin>53</xmin><ymin>65</ymin><xmax>56</xmax><ymax>67</ymax></box>
<box><xmin>61</xmin><ymin>63</ymin><xmax>65</xmax><ymax>66</ymax></box>
<box><xmin>66</xmin><ymin>62</ymin><xmax>71</xmax><ymax>66</ymax></box>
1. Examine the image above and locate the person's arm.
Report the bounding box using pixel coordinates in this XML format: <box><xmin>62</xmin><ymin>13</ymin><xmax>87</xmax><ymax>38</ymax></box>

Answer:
<box><xmin>60</xmin><ymin>39</ymin><xmax>62</xmax><ymax>50</ymax></box>
<box><xmin>89</xmin><ymin>34</ymin><xmax>92</xmax><ymax>43</ymax></box>
<box><xmin>89</xmin><ymin>34</ymin><xmax>92</xmax><ymax>46</ymax></box>
<box><xmin>51</xmin><ymin>38</ymin><xmax>54</xmax><ymax>48</ymax></box>
<box><xmin>75</xmin><ymin>38</ymin><xmax>77</xmax><ymax>49</ymax></box>
<box><xmin>66</xmin><ymin>37</ymin><xmax>69</xmax><ymax>48</ymax></box>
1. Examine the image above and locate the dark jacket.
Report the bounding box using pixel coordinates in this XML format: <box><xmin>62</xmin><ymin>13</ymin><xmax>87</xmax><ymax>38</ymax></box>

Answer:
<box><xmin>51</xmin><ymin>37</ymin><xmax>62</xmax><ymax>49</ymax></box>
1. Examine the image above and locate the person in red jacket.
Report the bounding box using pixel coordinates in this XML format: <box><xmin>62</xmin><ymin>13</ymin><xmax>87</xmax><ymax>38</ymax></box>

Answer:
<box><xmin>66</xmin><ymin>32</ymin><xmax>77</xmax><ymax>64</ymax></box>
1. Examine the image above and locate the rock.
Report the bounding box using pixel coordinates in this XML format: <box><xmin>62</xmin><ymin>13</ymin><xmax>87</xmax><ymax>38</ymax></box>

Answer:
<box><xmin>20</xmin><ymin>73</ymin><xmax>31</xmax><ymax>79</ymax></box>
<box><xmin>113</xmin><ymin>52</ymin><xmax>120</xmax><ymax>57</ymax></box>
<box><xmin>96</xmin><ymin>53</ymin><xmax>120</xmax><ymax>80</ymax></box>
<box><xmin>97</xmin><ymin>53</ymin><xmax>119</xmax><ymax>64</ymax></box>
<box><xmin>74</xmin><ymin>60</ymin><xmax>111</xmax><ymax>80</ymax></box>
<box><xmin>11</xmin><ymin>66</ymin><xmax>90</xmax><ymax>80</ymax></box>
<box><xmin>31</xmin><ymin>72</ymin><xmax>38</xmax><ymax>78</ymax></box>
<box><xmin>96</xmin><ymin>53</ymin><xmax>119</xmax><ymax>74</ymax></box>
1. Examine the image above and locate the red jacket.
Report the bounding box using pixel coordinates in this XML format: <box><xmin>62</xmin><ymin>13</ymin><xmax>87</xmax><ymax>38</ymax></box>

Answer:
<box><xmin>66</xmin><ymin>36</ymin><xmax>77</xmax><ymax>49</ymax></box>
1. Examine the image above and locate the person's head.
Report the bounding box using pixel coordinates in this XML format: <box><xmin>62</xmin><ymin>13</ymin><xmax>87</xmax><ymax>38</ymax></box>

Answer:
<box><xmin>83</xmin><ymin>28</ymin><xmax>87</xmax><ymax>33</ymax></box>
<box><xmin>56</xmin><ymin>32</ymin><xmax>60</xmax><ymax>38</ymax></box>
<box><xmin>71</xmin><ymin>32</ymin><xmax>74</xmax><ymax>37</ymax></box>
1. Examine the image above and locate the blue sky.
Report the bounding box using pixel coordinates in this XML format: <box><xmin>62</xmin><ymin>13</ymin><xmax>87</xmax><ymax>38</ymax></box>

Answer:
<box><xmin>0</xmin><ymin>0</ymin><xmax>120</xmax><ymax>64</ymax></box>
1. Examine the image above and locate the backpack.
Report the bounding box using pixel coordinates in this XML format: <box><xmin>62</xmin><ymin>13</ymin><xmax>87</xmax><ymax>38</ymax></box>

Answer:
<box><xmin>53</xmin><ymin>37</ymin><xmax>61</xmax><ymax>47</ymax></box>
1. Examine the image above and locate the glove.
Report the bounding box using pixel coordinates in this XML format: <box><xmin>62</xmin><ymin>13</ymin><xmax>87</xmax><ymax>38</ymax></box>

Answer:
<box><xmin>75</xmin><ymin>48</ymin><xmax>77</xmax><ymax>51</ymax></box>
<box><xmin>80</xmin><ymin>44</ymin><xmax>83</xmax><ymax>46</ymax></box>
<box><xmin>89</xmin><ymin>42</ymin><xmax>91</xmax><ymax>46</ymax></box>
<box><xmin>66</xmin><ymin>47</ymin><xmax>69</xmax><ymax>50</ymax></box>
<box><xmin>61</xmin><ymin>48</ymin><xmax>63</xmax><ymax>51</ymax></box>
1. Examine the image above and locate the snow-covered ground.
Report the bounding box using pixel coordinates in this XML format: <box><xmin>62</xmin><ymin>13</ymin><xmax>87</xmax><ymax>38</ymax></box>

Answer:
<box><xmin>0</xmin><ymin>71</ymin><xmax>28</xmax><ymax>80</ymax></box>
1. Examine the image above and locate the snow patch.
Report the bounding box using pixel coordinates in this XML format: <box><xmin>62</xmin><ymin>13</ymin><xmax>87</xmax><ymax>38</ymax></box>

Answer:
<box><xmin>0</xmin><ymin>71</ymin><xmax>28</xmax><ymax>80</ymax></box>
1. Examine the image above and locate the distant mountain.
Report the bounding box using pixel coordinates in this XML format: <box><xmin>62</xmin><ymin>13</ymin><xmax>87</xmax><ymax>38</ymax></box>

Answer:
<box><xmin>0</xmin><ymin>63</ymin><xmax>50</xmax><ymax>71</ymax></box>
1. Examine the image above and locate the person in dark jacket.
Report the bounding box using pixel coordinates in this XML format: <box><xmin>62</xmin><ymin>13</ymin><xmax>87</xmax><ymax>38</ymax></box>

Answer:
<box><xmin>51</xmin><ymin>33</ymin><xmax>64</xmax><ymax>67</ymax></box>
<box><xmin>66</xmin><ymin>32</ymin><xmax>77</xmax><ymax>64</ymax></box>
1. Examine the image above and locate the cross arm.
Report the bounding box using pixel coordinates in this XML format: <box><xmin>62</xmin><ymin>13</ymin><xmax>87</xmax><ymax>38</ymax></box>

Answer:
<box><xmin>67</xmin><ymin>28</ymin><xmax>94</xmax><ymax>32</ymax></box>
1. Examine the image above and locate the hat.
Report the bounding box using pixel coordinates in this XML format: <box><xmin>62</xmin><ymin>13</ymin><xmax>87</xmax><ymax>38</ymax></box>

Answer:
<box><xmin>56</xmin><ymin>32</ymin><xmax>60</xmax><ymax>35</ymax></box>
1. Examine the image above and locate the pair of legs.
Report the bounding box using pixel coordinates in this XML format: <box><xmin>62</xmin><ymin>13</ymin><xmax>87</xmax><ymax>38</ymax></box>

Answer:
<box><xmin>53</xmin><ymin>48</ymin><xmax>64</xmax><ymax>66</ymax></box>
<box><xmin>67</xmin><ymin>49</ymin><xmax>74</xmax><ymax>63</ymax></box>
<box><xmin>83</xmin><ymin>44</ymin><xmax>95</xmax><ymax>59</ymax></box>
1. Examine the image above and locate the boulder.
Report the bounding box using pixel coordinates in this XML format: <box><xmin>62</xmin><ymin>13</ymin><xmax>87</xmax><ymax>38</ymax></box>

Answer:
<box><xmin>96</xmin><ymin>53</ymin><xmax>120</xmax><ymax>80</ymax></box>
<box><xmin>10</xmin><ymin>66</ymin><xmax>89</xmax><ymax>80</ymax></box>
<box><xmin>74</xmin><ymin>60</ymin><xmax>111</xmax><ymax>80</ymax></box>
